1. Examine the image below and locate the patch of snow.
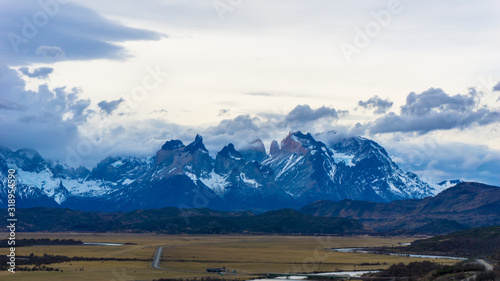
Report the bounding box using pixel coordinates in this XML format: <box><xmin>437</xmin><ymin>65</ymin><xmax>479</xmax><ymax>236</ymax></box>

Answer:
<box><xmin>122</xmin><ymin>178</ymin><xmax>134</xmax><ymax>185</ymax></box>
<box><xmin>13</xmin><ymin>166</ymin><xmax>109</xmax><ymax>199</ymax></box>
<box><xmin>185</xmin><ymin>171</ymin><xmax>198</xmax><ymax>182</ymax></box>
<box><xmin>111</xmin><ymin>160</ymin><xmax>124</xmax><ymax>167</ymax></box>
<box><xmin>276</xmin><ymin>155</ymin><xmax>304</xmax><ymax>179</ymax></box>
<box><xmin>200</xmin><ymin>171</ymin><xmax>229</xmax><ymax>197</ymax></box>
<box><xmin>417</xmin><ymin>177</ymin><xmax>455</xmax><ymax>196</ymax></box>
<box><xmin>61</xmin><ymin>178</ymin><xmax>109</xmax><ymax>196</ymax></box>
<box><xmin>53</xmin><ymin>192</ymin><xmax>67</xmax><ymax>204</ymax></box>
<box><xmin>432</xmin><ymin>180</ymin><xmax>462</xmax><ymax>194</ymax></box>
<box><xmin>327</xmin><ymin>164</ymin><xmax>337</xmax><ymax>182</ymax></box>
<box><xmin>241</xmin><ymin>173</ymin><xmax>261</xmax><ymax>188</ymax></box>
<box><xmin>330</xmin><ymin>149</ymin><xmax>355</xmax><ymax>167</ymax></box>
<box><xmin>388</xmin><ymin>182</ymin><xmax>403</xmax><ymax>195</ymax></box>
<box><xmin>229</xmin><ymin>154</ymin><xmax>243</xmax><ymax>160</ymax></box>
<box><xmin>15</xmin><ymin>168</ymin><xmax>60</xmax><ymax>197</ymax></box>
<box><xmin>291</xmin><ymin>134</ymin><xmax>301</xmax><ymax>143</ymax></box>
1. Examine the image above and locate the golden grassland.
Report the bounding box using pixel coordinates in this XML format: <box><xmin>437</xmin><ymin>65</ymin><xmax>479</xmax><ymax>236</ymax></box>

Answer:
<box><xmin>0</xmin><ymin>233</ymin><xmax>460</xmax><ymax>281</ymax></box>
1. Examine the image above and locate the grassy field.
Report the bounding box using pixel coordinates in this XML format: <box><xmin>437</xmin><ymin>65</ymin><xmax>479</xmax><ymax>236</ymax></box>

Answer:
<box><xmin>0</xmin><ymin>233</ymin><xmax>460</xmax><ymax>281</ymax></box>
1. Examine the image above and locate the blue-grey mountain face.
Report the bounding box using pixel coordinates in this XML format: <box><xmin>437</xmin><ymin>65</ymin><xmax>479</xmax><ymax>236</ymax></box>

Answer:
<box><xmin>0</xmin><ymin>132</ymin><xmax>444</xmax><ymax>211</ymax></box>
<box><xmin>263</xmin><ymin>132</ymin><xmax>437</xmax><ymax>204</ymax></box>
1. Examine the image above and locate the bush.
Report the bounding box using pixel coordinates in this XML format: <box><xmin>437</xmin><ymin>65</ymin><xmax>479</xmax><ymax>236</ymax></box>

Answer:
<box><xmin>376</xmin><ymin>261</ymin><xmax>444</xmax><ymax>278</ymax></box>
<box><xmin>476</xmin><ymin>271</ymin><xmax>499</xmax><ymax>281</ymax></box>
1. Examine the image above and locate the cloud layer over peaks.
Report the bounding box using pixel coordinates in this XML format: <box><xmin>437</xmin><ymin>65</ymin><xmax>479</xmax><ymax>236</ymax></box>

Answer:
<box><xmin>0</xmin><ymin>0</ymin><xmax>165</xmax><ymax>65</ymax></box>
<box><xmin>369</xmin><ymin>88</ymin><xmax>500</xmax><ymax>134</ymax></box>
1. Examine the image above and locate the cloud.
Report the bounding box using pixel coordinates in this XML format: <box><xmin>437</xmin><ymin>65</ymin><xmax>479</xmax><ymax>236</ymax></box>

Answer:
<box><xmin>218</xmin><ymin>109</ymin><xmax>229</xmax><ymax>116</ymax></box>
<box><xmin>1</xmin><ymin>74</ymin><xmax>496</xmax><ymax>186</ymax></box>
<box><xmin>401</xmin><ymin>88</ymin><xmax>477</xmax><ymax>116</ymax></box>
<box><xmin>35</xmin><ymin>46</ymin><xmax>66</xmax><ymax>61</ymax></box>
<box><xmin>284</xmin><ymin>104</ymin><xmax>347</xmax><ymax>125</ymax></box>
<box><xmin>149</xmin><ymin>109</ymin><xmax>168</xmax><ymax>119</ymax></box>
<box><xmin>0</xmin><ymin>1</ymin><xmax>165</xmax><ymax>64</ymax></box>
<box><xmin>494</xmin><ymin>81</ymin><xmax>500</xmax><ymax>92</ymax></box>
<box><xmin>98</xmin><ymin>98</ymin><xmax>124</xmax><ymax>115</ymax></box>
<box><xmin>18</xmin><ymin>66</ymin><xmax>53</xmax><ymax>79</ymax></box>
<box><xmin>244</xmin><ymin>92</ymin><xmax>275</xmax><ymax>97</ymax></box>
<box><xmin>202</xmin><ymin>105</ymin><xmax>351</xmax><ymax>154</ymax></box>
<box><xmin>0</xmin><ymin>65</ymin><xmax>93</xmax><ymax>160</ymax></box>
<box><xmin>0</xmin><ymin>99</ymin><xmax>25</xmax><ymax>111</ymax></box>
<box><xmin>358</xmin><ymin>95</ymin><xmax>393</xmax><ymax>114</ymax></box>
<box><xmin>369</xmin><ymin>88</ymin><xmax>500</xmax><ymax>134</ymax></box>
<box><xmin>206</xmin><ymin>115</ymin><xmax>263</xmax><ymax>136</ymax></box>
<box><xmin>383</xmin><ymin>138</ymin><xmax>500</xmax><ymax>186</ymax></box>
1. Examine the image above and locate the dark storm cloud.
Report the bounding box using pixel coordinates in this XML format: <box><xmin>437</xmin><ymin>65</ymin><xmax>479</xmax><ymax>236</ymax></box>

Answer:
<box><xmin>493</xmin><ymin>81</ymin><xmax>500</xmax><ymax>92</ymax></box>
<box><xmin>401</xmin><ymin>88</ymin><xmax>477</xmax><ymax>116</ymax></box>
<box><xmin>0</xmin><ymin>65</ymin><xmax>92</xmax><ymax>158</ymax></box>
<box><xmin>19</xmin><ymin>66</ymin><xmax>54</xmax><ymax>79</ymax></box>
<box><xmin>0</xmin><ymin>1</ymin><xmax>165</xmax><ymax>64</ymax></box>
<box><xmin>358</xmin><ymin>95</ymin><xmax>393</xmax><ymax>114</ymax></box>
<box><xmin>369</xmin><ymin>88</ymin><xmax>500</xmax><ymax>134</ymax></box>
<box><xmin>98</xmin><ymin>98</ymin><xmax>124</xmax><ymax>115</ymax></box>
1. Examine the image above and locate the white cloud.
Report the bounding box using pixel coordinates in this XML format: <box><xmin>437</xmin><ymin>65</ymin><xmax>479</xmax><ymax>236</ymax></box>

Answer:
<box><xmin>19</xmin><ymin>66</ymin><xmax>54</xmax><ymax>79</ymax></box>
<box><xmin>0</xmin><ymin>65</ymin><xmax>92</xmax><ymax>159</ymax></box>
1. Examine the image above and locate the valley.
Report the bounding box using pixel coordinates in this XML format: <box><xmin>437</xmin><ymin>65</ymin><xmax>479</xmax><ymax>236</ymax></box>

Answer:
<box><xmin>0</xmin><ymin>233</ymin><xmax>461</xmax><ymax>281</ymax></box>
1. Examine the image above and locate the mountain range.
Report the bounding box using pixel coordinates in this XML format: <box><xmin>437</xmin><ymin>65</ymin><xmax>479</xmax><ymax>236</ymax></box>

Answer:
<box><xmin>1</xmin><ymin>182</ymin><xmax>497</xmax><ymax>235</ymax></box>
<box><xmin>1</xmin><ymin>131</ymin><xmax>454</xmax><ymax>212</ymax></box>
<box><xmin>301</xmin><ymin>182</ymin><xmax>500</xmax><ymax>234</ymax></box>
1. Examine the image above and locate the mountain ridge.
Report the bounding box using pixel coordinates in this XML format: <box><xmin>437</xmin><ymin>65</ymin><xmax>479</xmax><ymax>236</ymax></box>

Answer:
<box><xmin>0</xmin><ymin>206</ymin><xmax>366</xmax><ymax>234</ymax></box>
<box><xmin>300</xmin><ymin>182</ymin><xmax>500</xmax><ymax>234</ymax></box>
<box><xmin>0</xmin><ymin>131</ymin><xmax>454</xmax><ymax>212</ymax></box>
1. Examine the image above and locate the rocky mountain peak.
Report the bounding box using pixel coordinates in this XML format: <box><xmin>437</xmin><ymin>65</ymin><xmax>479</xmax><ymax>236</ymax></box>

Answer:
<box><xmin>249</xmin><ymin>139</ymin><xmax>266</xmax><ymax>152</ymax></box>
<box><xmin>185</xmin><ymin>134</ymin><xmax>208</xmax><ymax>153</ymax></box>
<box><xmin>270</xmin><ymin>140</ymin><xmax>280</xmax><ymax>155</ymax></box>
<box><xmin>240</xmin><ymin>139</ymin><xmax>267</xmax><ymax>162</ymax></box>
<box><xmin>280</xmin><ymin>132</ymin><xmax>311</xmax><ymax>155</ymax></box>
<box><xmin>12</xmin><ymin>148</ymin><xmax>47</xmax><ymax>173</ymax></box>
<box><xmin>0</xmin><ymin>132</ymin><xmax>446</xmax><ymax>212</ymax></box>
<box><xmin>218</xmin><ymin>143</ymin><xmax>242</xmax><ymax>159</ymax></box>
<box><xmin>215</xmin><ymin>143</ymin><xmax>244</xmax><ymax>174</ymax></box>
<box><xmin>161</xmin><ymin>139</ymin><xmax>185</xmax><ymax>151</ymax></box>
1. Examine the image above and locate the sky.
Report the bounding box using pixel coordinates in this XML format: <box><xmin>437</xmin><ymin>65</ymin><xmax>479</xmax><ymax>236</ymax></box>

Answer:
<box><xmin>0</xmin><ymin>0</ymin><xmax>499</xmax><ymax>185</ymax></box>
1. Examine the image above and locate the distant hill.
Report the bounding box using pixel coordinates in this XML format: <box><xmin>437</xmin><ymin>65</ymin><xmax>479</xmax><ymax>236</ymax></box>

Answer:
<box><xmin>0</xmin><ymin>207</ymin><xmax>365</xmax><ymax>235</ymax></box>
<box><xmin>403</xmin><ymin>225</ymin><xmax>500</xmax><ymax>259</ymax></box>
<box><xmin>300</xmin><ymin>182</ymin><xmax>500</xmax><ymax>235</ymax></box>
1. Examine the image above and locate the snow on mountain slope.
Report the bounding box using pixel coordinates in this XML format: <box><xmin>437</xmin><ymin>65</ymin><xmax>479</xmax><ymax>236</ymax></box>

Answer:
<box><xmin>262</xmin><ymin>131</ymin><xmax>440</xmax><ymax>203</ymax></box>
<box><xmin>0</xmin><ymin>131</ymin><xmax>455</xmax><ymax>211</ymax></box>
<box><xmin>0</xmin><ymin>147</ymin><xmax>152</xmax><ymax>207</ymax></box>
